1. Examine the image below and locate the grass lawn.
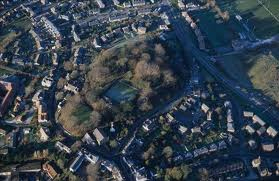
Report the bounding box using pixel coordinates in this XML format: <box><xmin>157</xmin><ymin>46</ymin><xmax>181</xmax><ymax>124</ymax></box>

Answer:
<box><xmin>72</xmin><ymin>104</ymin><xmax>92</xmax><ymax>123</ymax></box>
<box><xmin>217</xmin><ymin>0</ymin><xmax>279</xmax><ymax>39</ymax></box>
<box><xmin>191</xmin><ymin>9</ymin><xmax>242</xmax><ymax>49</ymax></box>
<box><xmin>104</xmin><ymin>80</ymin><xmax>138</xmax><ymax>104</ymax></box>
<box><xmin>216</xmin><ymin>53</ymin><xmax>253</xmax><ymax>88</ymax></box>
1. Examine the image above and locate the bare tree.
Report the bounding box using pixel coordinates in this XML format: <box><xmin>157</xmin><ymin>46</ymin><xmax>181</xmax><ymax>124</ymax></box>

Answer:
<box><xmin>155</xmin><ymin>44</ymin><xmax>166</xmax><ymax>57</ymax></box>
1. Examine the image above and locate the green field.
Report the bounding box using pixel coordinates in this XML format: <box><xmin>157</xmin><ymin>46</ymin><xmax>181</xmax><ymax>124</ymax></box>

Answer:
<box><xmin>72</xmin><ymin>104</ymin><xmax>92</xmax><ymax>123</ymax></box>
<box><xmin>217</xmin><ymin>0</ymin><xmax>279</xmax><ymax>39</ymax></box>
<box><xmin>217</xmin><ymin>48</ymin><xmax>279</xmax><ymax>103</ymax></box>
<box><xmin>105</xmin><ymin>80</ymin><xmax>138</xmax><ymax>104</ymax></box>
<box><xmin>191</xmin><ymin>9</ymin><xmax>244</xmax><ymax>49</ymax></box>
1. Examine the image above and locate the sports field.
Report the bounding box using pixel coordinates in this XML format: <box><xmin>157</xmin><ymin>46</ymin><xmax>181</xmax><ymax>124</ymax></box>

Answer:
<box><xmin>105</xmin><ymin>80</ymin><xmax>138</xmax><ymax>104</ymax></box>
<box><xmin>217</xmin><ymin>0</ymin><xmax>279</xmax><ymax>39</ymax></box>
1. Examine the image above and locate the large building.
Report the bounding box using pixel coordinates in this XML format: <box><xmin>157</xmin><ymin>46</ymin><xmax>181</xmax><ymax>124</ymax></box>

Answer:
<box><xmin>0</xmin><ymin>80</ymin><xmax>16</xmax><ymax>117</ymax></box>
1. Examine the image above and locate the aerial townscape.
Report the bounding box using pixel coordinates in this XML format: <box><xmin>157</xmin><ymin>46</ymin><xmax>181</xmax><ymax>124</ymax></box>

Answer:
<box><xmin>0</xmin><ymin>0</ymin><xmax>279</xmax><ymax>180</ymax></box>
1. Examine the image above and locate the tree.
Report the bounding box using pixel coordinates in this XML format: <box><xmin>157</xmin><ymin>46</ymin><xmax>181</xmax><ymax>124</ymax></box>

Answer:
<box><xmin>198</xmin><ymin>168</ymin><xmax>209</xmax><ymax>181</ymax></box>
<box><xmin>142</xmin><ymin>144</ymin><xmax>155</xmax><ymax>161</ymax></box>
<box><xmin>71</xmin><ymin>141</ymin><xmax>82</xmax><ymax>152</ymax></box>
<box><xmin>181</xmin><ymin>164</ymin><xmax>192</xmax><ymax>180</ymax></box>
<box><xmin>109</xmin><ymin>140</ymin><xmax>118</xmax><ymax>148</ymax></box>
<box><xmin>70</xmin><ymin>70</ymin><xmax>79</xmax><ymax>79</ymax></box>
<box><xmin>134</xmin><ymin>60</ymin><xmax>160</xmax><ymax>81</ymax></box>
<box><xmin>57</xmin><ymin>78</ymin><xmax>67</xmax><ymax>89</ymax></box>
<box><xmin>90</xmin><ymin>111</ymin><xmax>102</xmax><ymax>128</ymax></box>
<box><xmin>166</xmin><ymin>167</ymin><xmax>183</xmax><ymax>181</ymax></box>
<box><xmin>141</xmin><ymin>53</ymin><xmax>151</xmax><ymax>62</ymax></box>
<box><xmin>87</xmin><ymin>65</ymin><xmax>110</xmax><ymax>86</ymax></box>
<box><xmin>155</xmin><ymin>44</ymin><xmax>166</xmax><ymax>57</ymax></box>
<box><xmin>55</xmin><ymin>91</ymin><xmax>64</xmax><ymax>101</ymax></box>
<box><xmin>162</xmin><ymin>146</ymin><xmax>173</xmax><ymax>159</ymax></box>
<box><xmin>163</xmin><ymin>70</ymin><xmax>176</xmax><ymax>87</ymax></box>
<box><xmin>64</xmin><ymin>61</ymin><xmax>74</xmax><ymax>71</ymax></box>
<box><xmin>92</xmin><ymin>99</ymin><xmax>108</xmax><ymax>115</ymax></box>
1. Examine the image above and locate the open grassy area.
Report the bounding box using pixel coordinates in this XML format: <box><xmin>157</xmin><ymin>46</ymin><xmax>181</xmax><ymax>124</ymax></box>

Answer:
<box><xmin>191</xmin><ymin>9</ymin><xmax>243</xmax><ymax>49</ymax></box>
<box><xmin>217</xmin><ymin>47</ymin><xmax>279</xmax><ymax>103</ymax></box>
<box><xmin>72</xmin><ymin>104</ymin><xmax>92</xmax><ymax>123</ymax></box>
<box><xmin>217</xmin><ymin>0</ymin><xmax>279</xmax><ymax>39</ymax></box>
<box><xmin>104</xmin><ymin>80</ymin><xmax>138</xmax><ymax>104</ymax></box>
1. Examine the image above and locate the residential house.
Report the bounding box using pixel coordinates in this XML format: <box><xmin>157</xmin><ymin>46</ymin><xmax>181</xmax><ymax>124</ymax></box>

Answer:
<box><xmin>266</xmin><ymin>126</ymin><xmax>278</xmax><ymax>138</ymax></box>
<box><xmin>96</xmin><ymin>0</ymin><xmax>105</xmax><ymax>8</ymax></box>
<box><xmin>243</xmin><ymin>111</ymin><xmax>253</xmax><ymax>118</ymax></box>
<box><xmin>142</xmin><ymin>119</ymin><xmax>156</xmax><ymax>132</ymax></box>
<box><xmin>0</xmin><ymin>128</ymin><xmax>6</xmax><ymax>136</ymax></box>
<box><xmin>252</xmin><ymin>115</ymin><xmax>266</xmax><ymax>126</ymax></box>
<box><xmin>41</xmin><ymin>76</ymin><xmax>54</xmax><ymax>88</ymax></box>
<box><xmin>201</xmin><ymin>103</ymin><xmax>209</xmax><ymax>113</ymax></box>
<box><xmin>43</xmin><ymin>162</ymin><xmax>59</xmax><ymax>179</ymax></box>
<box><xmin>252</xmin><ymin>156</ymin><xmax>261</xmax><ymax>168</ymax></box>
<box><xmin>178</xmin><ymin>125</ymin><xmax>188</xmax><ymax>134</ymax></box>
<box><xmin>261</xmin><ymin>142</ymin><xmax>274</xmax><ymax>152</ymax></box>
<box><xmin>245</xmin><ymin>125</ymin><xmax>255</xmax><ymax>135</ymax></box>
<box><xmin>248</xmin><ymin>139</ymin><xmax>257</xmax><ymax>150</ymax></box>
<box><xmin>70</xmin><ymin>152</ymin><xmax>85</xmax><ymax>172</ymax></box>
<box><xmin>132</xmin><ymin>0</ymin><xmax>145</xmax><ymax>7</ymax></box>
<box><xmin>82</xmin><ymin>133</ymin><xmax>96</xmax><ymax>146</ymax></box>
<box><xmin>93</xmin><ymin>128</ymin><xmax>108</xmax><ymax>145</ymax></box>
<box><xmin>113</xmin><ymin>0</ymin><xmax>120</xmax><ymax>6</ymax></box>
<box><xmin>85</xmin><ymin>152</ymin><xmax>99</xmax><ymax>165</ymax></box>
<box><xmin>55</xmin><ymin>141</ymin><xmax>71</xmax><ymax>154</ymax></box>
<box><xmin>137</xmin><ymin>26</ymin><xmax>146</xmax><ymax>34</ymax></box>
<box><xmin>64</xmin><ymin>83</ymin><xmax>79</xmax><ymax>94</ymax></box>
<box><xmin>39</xmin><ymin>127</ymin><xmax>49</xmax><ymax>142</ymax></box>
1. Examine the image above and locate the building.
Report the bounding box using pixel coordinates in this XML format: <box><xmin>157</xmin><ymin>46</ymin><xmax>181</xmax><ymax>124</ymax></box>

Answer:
<box><xmin>261</xmin><ymin>142</ymin><xmax>274</xmax><ymax>152</ymax></box>
<box><xmin>243</xmin><ymin>111</ymin><xmax>253</xmax><ymax>118</ymax></box>
<box><xmin>43</xmin><ymin>162</ymin><xmax>59</xmax><ymax>179</ymax></box>
<box><xmin>96</xmin><ymin>0</ymin><xmax>105</xmax><ymax>8</ymax></box>
<box><xmin>208</xmin><ymin>161</ymin><xmax>244</xmax><ymax>178</ymax></box>
<box><xmin>0</xmin><ymin>128</ymin><xmax>6</xmax><ymax>136</ymax></box>
<box><xmin>70</xmin><ymin>152</ymin><xmax>85</xmax><ymax>172</ymax></box>
<box><xmin>252</xmin><ymin>115</ymin><xmax>266</xmax><ymax>126</ymax></box>
<box><xmin>40</xmin><ymin>17</ymin><xmax>61</xmax><ymax>40</ymax></box>
<box><xmin>82</xmin><ymin>133</ymin><xmax>96</xmax><ymax>146</ymax></box>
<box><xmin>41</xmin><ymin>76</ymin><xmax>54</xmax><ymax>88</ymax></box>
<box><xmin>39</xmin><ymin>127</ymin><xmax>49</xmax><ymax>142</ymax></box>
<box><xmin>132</xmin><ymin>0</ymin><xmax>145</xmax><ymax>7</ymax></box>
<box><xmin>109</xmin><ymin>12</ymin><xmax>129</xmax><ymax>22</ymax></box>
<box><xmin>113</xmin><ymin>0</ymin><xmax>120</xmax><ymax>6</ymax></box>
<box><xmin>0</xmin><ymin>80</ymin><xmax>16</xmax><ymax>117</ymax></box>
<box><xmin>227</xmin><ymin>122</ymin><xmax>235</xmax><ymax>133</ymax></box>
<box><xmin>245</xmin><ymin>125</ymin><xmax>255</xmax><ymax>135</ymax></box>
<box><xmin>248</xmin><ymin>139</ymin><xmax>257</xmax><ymax>150</ymax></box>
<box><xmin>85</xmin><ymin>152</ymin><xmax>99</xmax><ymax>165</ymax></box>
<box><xmin>266</xmin><ymin>126</ymin><xmax>278</xmax><ymax>138</ymax></box>
<box><xmin>55</xmin><ymin>141</ymin><xmax>71</xmax><ymax>154</ymax></box>
<box><xmin>40</xmin><ymin>0</ymin><xmax>48</xmax><ymax>5</ymax></box>
<box><xmin>93</xmin><ymin>128</ymin><xmax>108</xmax><ymax>145</ymax></box>
<box><xmin>64</xmin><ymin>83</ymin><xmax>79</xmax><ymax>94</ymax></box>
<box><xmin>137</xmin><ymin>26</ymin><xmax>147</xmax><ymax>34</ymax></box>
<box><xmin>38</xmin><ymin>101</ymin><xmax>48</xmax><ymax>123</ymax></box>
<box><xmin>201</xmin><ymin>103</ymin><xmax>209</xmax><ymax>113</ymax></box>
<box><xmin>252</xmin><ymin>156</ymin><xmax>261</xmax><ymax>168</ymax></box>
